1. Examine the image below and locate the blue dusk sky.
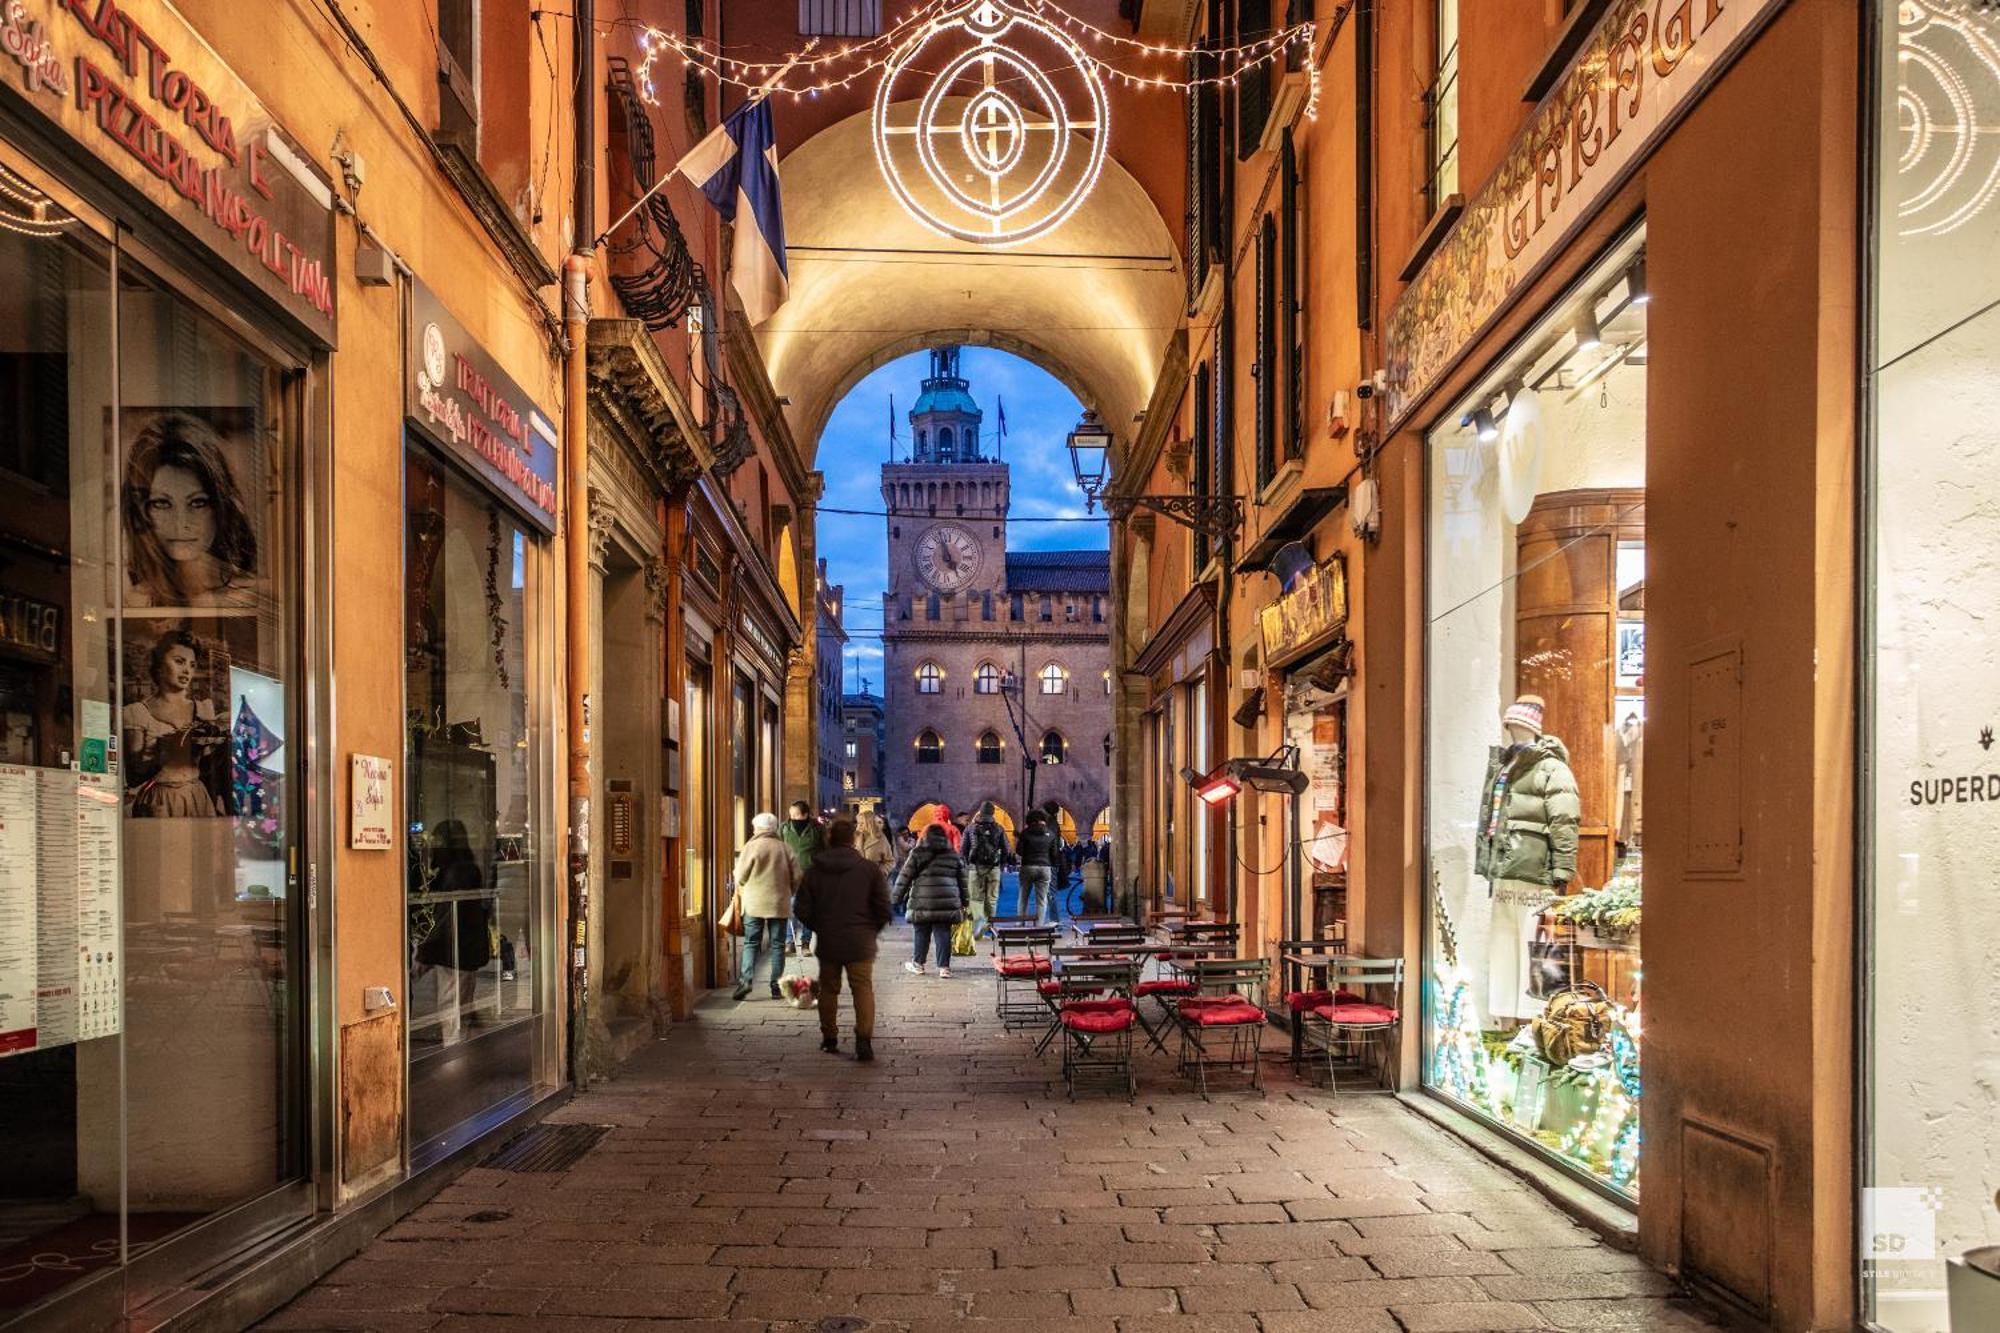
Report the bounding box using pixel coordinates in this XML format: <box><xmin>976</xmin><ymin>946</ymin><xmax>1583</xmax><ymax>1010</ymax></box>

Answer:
<box><xmin>815</xmin><ymin>346</ymin><xmax>1107</xmax><ymax>690</ymax></box>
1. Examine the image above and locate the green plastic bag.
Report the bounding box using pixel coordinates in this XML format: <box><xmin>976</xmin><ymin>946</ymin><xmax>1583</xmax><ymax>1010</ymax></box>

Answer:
<box><xmin>951</xmin><ymin>918</ymin><xmax>977</xmax><ymax>956</ymax></box>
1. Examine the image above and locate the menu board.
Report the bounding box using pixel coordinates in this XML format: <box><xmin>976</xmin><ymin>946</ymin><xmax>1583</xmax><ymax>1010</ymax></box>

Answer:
<box><xmin>0</xmin><ymin>766</ymin><xmax>123</xmax><ymax>1058</ymax></box>
<box><xmin>0</xmin><ymin>766</ymin><xmax>36</xmax><ymax>1053</ymax></box>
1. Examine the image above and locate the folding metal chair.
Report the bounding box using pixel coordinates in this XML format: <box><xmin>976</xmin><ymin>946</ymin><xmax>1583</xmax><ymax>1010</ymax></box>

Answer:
<box><xmin>1299</xmin><ymin>957</ymin><xmax>1405</xmax><ymax>1097</ymax></box>
<box><xmin>992</xmin><ymin>925</ymin><xmax>1057</xmax><ymax>1030</ymax></box>
<box><xmin>1173</xmin><ymin>958</ymin><xmax>1273</xmax><ymax>1098</ymax></box>
<box><xmin>1033</xmin><ymin>944</ymin><xmax>1129</xmax><ymax>1055</ymax></box>
<box><xmin>1051</xmin><ymin>956</ymin><xmax>1142</xmax><ymax>1100</ymax></box>
<box><xmin>1161</xmin><ymin>922</ymin><xmax>1241</xmax><ymax>976</ymax></box>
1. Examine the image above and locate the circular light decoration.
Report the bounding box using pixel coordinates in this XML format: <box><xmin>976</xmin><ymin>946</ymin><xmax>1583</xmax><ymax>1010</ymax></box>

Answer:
<box><xmin>871</xmin><ymin>0</ymin><xmax>1110</xmax><ymax>247</ymax></box>
<box><xmin>1895</xmin><ymin>0</ymin><xmax>2000</xmax><ymax>237</ymax></box>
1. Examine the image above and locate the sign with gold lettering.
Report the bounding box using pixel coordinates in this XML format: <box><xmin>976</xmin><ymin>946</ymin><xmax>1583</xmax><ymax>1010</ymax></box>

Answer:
<box><xmin>407</xmin><ymin>278</ymin><xmax>560</xmax><ymax>533</ymax></box>
<box><xmin>1382</xmin><ymin>0</ymin><xmax>1783</xmax><ymax>428</ymax></box>
<box><xmin>1261</xmin><ymin>555</ymin><xmax>1347</xmax><ymax>665</ymax></box>
<box><xmin>0</xmin><ymin>0</ymin><xmax>336</xmax><ymax>342</ymax></box>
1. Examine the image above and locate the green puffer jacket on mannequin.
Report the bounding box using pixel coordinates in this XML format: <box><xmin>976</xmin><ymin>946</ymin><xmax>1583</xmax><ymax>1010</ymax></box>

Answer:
<box><xmin>1474</xmin><ymin>734</ymin><xmax>1581</xmax><ymax>887</ymax></box>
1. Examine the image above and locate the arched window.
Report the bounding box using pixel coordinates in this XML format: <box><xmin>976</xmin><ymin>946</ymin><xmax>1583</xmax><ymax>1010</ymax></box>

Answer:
<box><xmin>916</xmin><ymin>661</ymin><xmax>943</xmax><ymax>694</ymax></box>
<box><xmin>915</xmin><ymin>428</ymin><xmax>927</xmax><ymax>459</ymax></box>
<box><xmin>976</xmin><ymin>731</ymin><xmax>1003</xmax><ymax>765</ymax></box>
<box><xmin>1039</xmin><ymin>662</ymin><xmax>1068</xmax><ymax>695</ymax></box>
<box><xmin>1040</xmin><ymin>731</ymin><xmax>1068</xmax><ymax>765</ymax></box>
<box><xmin>974</xmin><ymin>662</ymin><xmax>1002</xmax><ymax>695</ymax></box>
<box><xmin>916</xmin><ymin>729</ymin><xmax>944</xmax><ymax>764</ymax></box>
<box><xmin>938</xmin><ymin>426</ymin><xmax>955</xmax><ymax>462</ymax></box>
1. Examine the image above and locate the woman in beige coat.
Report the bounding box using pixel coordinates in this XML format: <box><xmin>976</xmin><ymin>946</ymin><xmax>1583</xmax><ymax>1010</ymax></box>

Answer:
<box><xmin>730</xmin><ymin>812</ymin><xmax>796</xmax><ymax>1000</ymax></box>
<box><xmin>856</xmin><ymin>811</ymin><xmax>896</xmax><ymax>879</ymax></box>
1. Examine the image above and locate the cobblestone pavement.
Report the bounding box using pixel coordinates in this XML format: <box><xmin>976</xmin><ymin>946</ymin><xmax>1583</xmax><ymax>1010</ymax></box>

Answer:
<box><xmin>263</xmin><ymin>927</ymin><xmax>1719</xmax><ymax>1332</ymax></box>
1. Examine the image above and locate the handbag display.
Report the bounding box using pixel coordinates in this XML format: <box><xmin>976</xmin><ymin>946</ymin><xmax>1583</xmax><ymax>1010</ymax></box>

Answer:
<box><xmin>718</xmin><ymin>887</ymin><xmax>744</xmax><ymax>937</ymax></box>
<box><xmin>1530</xmin><ymin>980</ymin><xmax>1612</xmax><ymax>1067</ymax></box>
<box><xmin>1526</xmin><ymin>924</ymin><xmax>1575</xmax><ymax>999</ymax></box>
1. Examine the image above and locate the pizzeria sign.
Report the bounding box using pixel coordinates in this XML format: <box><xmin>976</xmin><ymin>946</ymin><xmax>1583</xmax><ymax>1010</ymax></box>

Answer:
<box><xmin>0</xmin><ymin>0</ymin><xmax>337</xmax><ymax>343</ymax></box>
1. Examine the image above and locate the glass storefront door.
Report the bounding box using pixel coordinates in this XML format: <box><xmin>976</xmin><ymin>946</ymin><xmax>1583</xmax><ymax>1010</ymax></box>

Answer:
<box><xmin>1423</xmin><ymin>226</ymin><xmax>1648</xmax><ymax>1201</ymax></box>
<box><xmin>1864</xmin><ymin>6</ymin><xmax>2000</xmax><ymax>1327</ymax></box>
<box><xmin>404</xmin><ymin>447</ymin><xmax>549</xmax><ymax>1158</ymax></box>
<box><xmin>0</xmin><ymin>149</ymin><xmax>310</xmax><ymax>1325</ymax></box>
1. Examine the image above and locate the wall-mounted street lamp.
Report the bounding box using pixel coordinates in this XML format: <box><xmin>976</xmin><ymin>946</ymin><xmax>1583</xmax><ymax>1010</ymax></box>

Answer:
<box><xmin>1067</xmin><ymin>410</ymin><xmax>1244</xmax><ymax>544</ymax></box>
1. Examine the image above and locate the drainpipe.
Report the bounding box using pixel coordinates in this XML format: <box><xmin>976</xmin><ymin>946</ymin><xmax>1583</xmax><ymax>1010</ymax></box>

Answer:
<box><xmin>564</xmin><ymin>0</ymin><xmax>596</xmax><ymax>1090</ymax></box>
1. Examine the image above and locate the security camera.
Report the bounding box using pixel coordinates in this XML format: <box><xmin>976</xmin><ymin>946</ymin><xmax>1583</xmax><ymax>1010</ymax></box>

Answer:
<box><xmin>1355</xmin><ymin>381</ymin><xmax>1376</xmax><ymax>400</ymax></box>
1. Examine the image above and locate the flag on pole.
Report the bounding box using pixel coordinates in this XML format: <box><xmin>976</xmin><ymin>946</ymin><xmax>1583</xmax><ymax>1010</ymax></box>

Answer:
<box><xmin>889</xmin><ymin>393</ymin><xmax>898</xmax><ymax>459</ymax></box>
<box><xmin>997</xmin><ymin>397</ymin><xmax>1007</xmax><ymax>458</ymax></box>
<box><xmin>677</xmin><ymin>99</ymin><xmax>789</xmax><ymax>325</ymax></box>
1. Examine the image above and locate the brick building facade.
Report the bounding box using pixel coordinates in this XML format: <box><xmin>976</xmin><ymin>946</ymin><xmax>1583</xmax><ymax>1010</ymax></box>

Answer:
<box><xmin>880</xmin><ymin>349</ymin><xmax>1111</xmax><ymax>840</ymax></box>
<box><xmin>841</xmin><ymin>689</ymin><xmax>886</xmax><ymax>816</ymax></box>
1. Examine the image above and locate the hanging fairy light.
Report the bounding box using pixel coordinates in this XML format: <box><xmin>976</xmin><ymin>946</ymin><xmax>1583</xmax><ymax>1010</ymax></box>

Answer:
<box><xmin>869</xmin><ymin>0</ymin><xmax>1108</xmax><ymax>246</ymax></box>
<box><xmin>635</xmin><ymin>0</ymin><xmax>1319</xmax><ymax>247</ymax></box>
<box><xmin>0</xmin><ymin>163</ymin><xmax>72</xmax><ymax>239</ymax></box>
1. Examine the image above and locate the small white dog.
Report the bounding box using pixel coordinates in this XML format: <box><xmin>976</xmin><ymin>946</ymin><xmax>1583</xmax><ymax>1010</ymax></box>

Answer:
<box><xmin>779</xmin><ymin>974</ymin><xmax>819</xmax><ymax>1010</ymax></box>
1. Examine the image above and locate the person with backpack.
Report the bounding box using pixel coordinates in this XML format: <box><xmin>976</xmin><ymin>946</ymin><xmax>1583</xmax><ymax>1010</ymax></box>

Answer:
<box><xmin>963</xmin><ymin>801</ymin><xmax>1010</xmax><ymax>939</ymax></box>
<box><xmin>1015</xmin><ymin>809</ymin><xmax>1061</xmax><ymax>924</ymax></box>
<box><xmin>893</xmin><ymin>823</ymin><xmax>968</xmax><ymax>978</ymax></box>
<box><xmin>780</xmin><ymin>800</ymin><xmax>824</xmax><ymax>955</ymax></box>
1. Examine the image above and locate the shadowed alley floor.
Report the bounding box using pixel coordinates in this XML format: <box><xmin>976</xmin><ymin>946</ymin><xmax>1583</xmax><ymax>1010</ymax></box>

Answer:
<box><xmin>262</xmin><ymin>926</ymin><xmax>1718</xmax><ymax>1332</ymax></box>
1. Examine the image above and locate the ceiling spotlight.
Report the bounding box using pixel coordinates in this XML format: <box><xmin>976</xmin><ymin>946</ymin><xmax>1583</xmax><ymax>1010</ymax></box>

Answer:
<box><xmin>1574</xmin><ymin>306</ymin><xmax>1603</xmax><ymax>352</ymax></box>
<box><xmin>1504</xmin><ymin>376</ymin><xmax>1528</xmax><ymax>405</ymax></box>
<box><xmin>1625</xmin><ymin>255</ymin><xmax>1650</xmax><ymax>306</ymax></box>
<box><xmin>1467</xmin><ymin>407</ymin><xmax>1499</xmax><ymax>443</ymax></box>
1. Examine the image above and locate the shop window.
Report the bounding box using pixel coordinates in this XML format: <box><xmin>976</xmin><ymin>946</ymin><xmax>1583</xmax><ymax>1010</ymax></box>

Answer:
<box><xmin>915</xmin><ymin>660</ymin><xmax>943</xmax><ymax>694</ymax></box>
<box><xmin>1039</xmin><ymin>663</ymin><xmax>1068</xmax><ymax>695</ymax></box>
<box><xmin>1865</xmin><ymin>11</ymin><xmax>2000</xmax><ymax>1324</ymax></box>
<box><xmin>0</xmin><ymin>194</ymin><xmax>324</xmax><ymax>1310</ymax></box>
<box><xmin>974</xmin><ymin>662</ymin><xmax>1001</xmax><ymax>695</ymax></box>
<box><xmin>915</xmin><ymin>729</ymin><xmax>943</xmax><ymax>764</ymax></box>
<box><xmin>1422</xmin><ymin>0</ymin><xmax>1461</xmax><ymax>215</ymax></box>
<box><xmin>1423</xmin><ymin>226</ymin><xmax>1647</xmax><ymax>1201</ymax></box>
<box><xmin>1040</xmin><ymin>731</ymin><xmax>1068</xmax><ymax>765</ymax></box>
<box><xmin>976</xmin><ymin>731</ymin><xmax>1003</xmax><ymax>765</ymax></box>
<box><xmin>406</xmin><ymin>447</ymin><xmax>546</xmax><ymax>1150</ymax></box>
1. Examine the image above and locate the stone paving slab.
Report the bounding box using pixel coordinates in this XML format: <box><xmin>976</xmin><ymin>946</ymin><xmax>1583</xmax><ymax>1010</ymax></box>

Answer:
<box><xmin>261</xmin><ymin>926</ymin><xmax>1717</xmax><ymax>1332</ymax></box>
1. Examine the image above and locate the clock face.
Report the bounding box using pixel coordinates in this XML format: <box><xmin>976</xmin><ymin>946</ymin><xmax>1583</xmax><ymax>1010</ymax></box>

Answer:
<box><xmin>915</xmin><ymin>524</ymin><xmax>981</xmax><ymax>591</ymax></box>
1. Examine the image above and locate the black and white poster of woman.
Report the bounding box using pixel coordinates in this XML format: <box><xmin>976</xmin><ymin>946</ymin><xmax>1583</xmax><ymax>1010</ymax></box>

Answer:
<box><xmin>120</xmin><ymin>408</ymin><xmax>270</xmax><ymax>615</ymax></box>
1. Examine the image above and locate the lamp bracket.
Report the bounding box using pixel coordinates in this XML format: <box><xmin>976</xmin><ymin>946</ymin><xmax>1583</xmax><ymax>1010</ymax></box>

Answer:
<box><xmin>1094</xmin><ymin>492</ymin><xmax>1244</xmax><ymax>542</ymax></box>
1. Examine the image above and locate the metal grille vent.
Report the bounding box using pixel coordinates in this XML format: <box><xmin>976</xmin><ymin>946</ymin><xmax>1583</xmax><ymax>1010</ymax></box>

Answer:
<box><xmin>486</xmin><ymin>1123</ymin><xmax>611</xmax><ymax>1173</ymax></box>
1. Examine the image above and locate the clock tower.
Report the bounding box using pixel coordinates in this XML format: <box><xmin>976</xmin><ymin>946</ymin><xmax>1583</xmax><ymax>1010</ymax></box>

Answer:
<box><xmin>882</xmin><ymin>345</ymin><xmax>1009</xmax><ymax>602</ymax></box>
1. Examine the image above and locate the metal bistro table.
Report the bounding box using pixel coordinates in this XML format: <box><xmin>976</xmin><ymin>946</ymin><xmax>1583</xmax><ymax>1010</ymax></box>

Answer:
<box><xmin>1278</xmin><ymin>942</ymin><xmax>1354</xmax><ymax>1069</ymax></box>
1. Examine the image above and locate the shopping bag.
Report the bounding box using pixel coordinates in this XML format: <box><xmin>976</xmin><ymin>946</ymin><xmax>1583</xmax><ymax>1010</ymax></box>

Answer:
<box><xmin>719</xmin><ymin>885</ymin><xmax>744</xmax><ymax>937</ymax></box>
<box><xmin>951</xmin><ymin>918</ymin><xmax>976</xmax><ymax>956</ymax></box>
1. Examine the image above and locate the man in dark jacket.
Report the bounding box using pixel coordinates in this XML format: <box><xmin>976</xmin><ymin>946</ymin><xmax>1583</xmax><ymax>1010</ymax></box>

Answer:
<box><xmin>1015</xmin><ymin>810</ymin><xmax>1060</xmax><ymax>924</ymax></box>
<box><xmin>962</xmin><ymin>801</ymin><xmax>1010</xmax><ymax>939</ymax></box>
<box><xmin>893</xmin><ymin>824</ymin><xmax>969</xmax><ymax>977</ymax></box>
<box><xmin>793</xmin><ymin>819</ymin><xmax>892</xmax><ymax>1061</ymax></box>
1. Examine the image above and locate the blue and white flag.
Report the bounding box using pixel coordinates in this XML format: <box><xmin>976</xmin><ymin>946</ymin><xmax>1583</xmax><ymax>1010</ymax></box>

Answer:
<box><xmin>677</xmin><ymin>98</ymin><xmax>789</xmax><ymax>325</ymax></box>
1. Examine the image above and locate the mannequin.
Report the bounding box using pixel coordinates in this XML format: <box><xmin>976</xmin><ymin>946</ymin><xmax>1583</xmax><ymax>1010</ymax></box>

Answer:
<box><xmin>1474</xmin><ymin>694</ymin><xmax>1581</xmax><ymax>1021</ymax></box>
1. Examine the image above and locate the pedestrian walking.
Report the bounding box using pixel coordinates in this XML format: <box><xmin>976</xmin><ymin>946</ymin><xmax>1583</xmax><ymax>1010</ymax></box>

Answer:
<box><xmin>963</xmin><ymin>801</ymin><xmax>1010</xmax><ymax>938</ymax></box>
<box><xmin>781</xmin><ymin>800</ymin><xmax>824</xmax><ymax>955</ymax></box>
<box><xmin>792</xmin><ymin>818</ymin><xmax>893</xmax><ymax>1061</ymax></box>
<box><xmin>729</xmin><ymin>812</ymin><xmax>796</xmax><ymax>1000</ymax></box>
<box><xmin>1015</xmin><ymin>808</ymin><xmax>1061</xmax><ymax>924</ymax></box>
<box><xmin>856</xmin><ymin>809</ymin><xmax>896</xmax><ymax>880</ymax></box>
<box><xmin>893</xmin><ymin>823</ymin><xmax>968</xmax><ymax>977</ymax></box>
<box><xmin>929</xmin><ymin>803</ymin><xmax>962</xmax><ymax>852</ymax></box>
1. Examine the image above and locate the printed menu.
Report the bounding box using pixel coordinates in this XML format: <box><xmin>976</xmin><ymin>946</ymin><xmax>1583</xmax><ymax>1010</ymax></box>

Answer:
<box><xmin>0</xmin><ymin>766</ymin><xmax>124</xmax><ymax>1058</ymax></box>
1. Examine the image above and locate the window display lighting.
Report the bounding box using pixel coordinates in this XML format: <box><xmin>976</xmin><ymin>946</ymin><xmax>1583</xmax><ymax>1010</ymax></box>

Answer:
<box><xmin>1573</xmin><ymin>306</ymin><xmax>1603</xmax><ymax>352</ymax></box>
<box><xmin>1466</xmin><ymin>407</ymin><xmax>1499</xmax><ymax>442</ymax></box>
<box><xmin>1624</xmin><ymin>255</ymin><xmax>1650</xmax><ymax>305</ymax></box>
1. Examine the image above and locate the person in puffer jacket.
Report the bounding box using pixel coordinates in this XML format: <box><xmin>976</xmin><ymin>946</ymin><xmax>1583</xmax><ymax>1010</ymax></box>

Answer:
<box><xmin>893</xmin><ymin>824</ymin><xmax>968</xmax><ymax>978</ymax></box>
<box><xmin>1474</xmin><ymin>694</ymin><xmax>1581</xmax><ymax>1022</ymax></box>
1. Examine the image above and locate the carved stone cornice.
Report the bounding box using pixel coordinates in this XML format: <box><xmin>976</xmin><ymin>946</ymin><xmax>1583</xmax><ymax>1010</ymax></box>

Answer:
<box><xmin>1108</xmin><ymin>332</ymin><xmax>1190</xmax><ymax>504</ymax></box>
<box><xmin>586</xmin><ymin>318</ymin><xmax>712</xmax><ymax>496</ymax></box>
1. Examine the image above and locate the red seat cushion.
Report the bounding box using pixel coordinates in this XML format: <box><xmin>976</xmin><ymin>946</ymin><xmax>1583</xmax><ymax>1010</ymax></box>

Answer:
<box><xmin>995</xmin><ymin>957</ymin><xmax>1052</xmax><ymax>978</ymax></box>
<box><xmin>1312</xmin><ymin>1002</ymin><xmax>1400</xmax><ymax>1026</ymax></box>
<box><xmin>1061</xmin><ymin>997</ymin><xmax>1133</xmax><ymax>1014</ymax></box>
<box><xmin>1062</xmin><ymin>1007</ymin><xmax>1136</xmax><ymax>1034</ymax></box>
<box><xmin>1179</xmin><ymin>999</ymin><xmax>1265</xmax><ymax>1026</ymax></box>
<box><xmin>1136</xmin><ymin>978</ymin><xmax>1199</xmax><ymax>997</ymax></box>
